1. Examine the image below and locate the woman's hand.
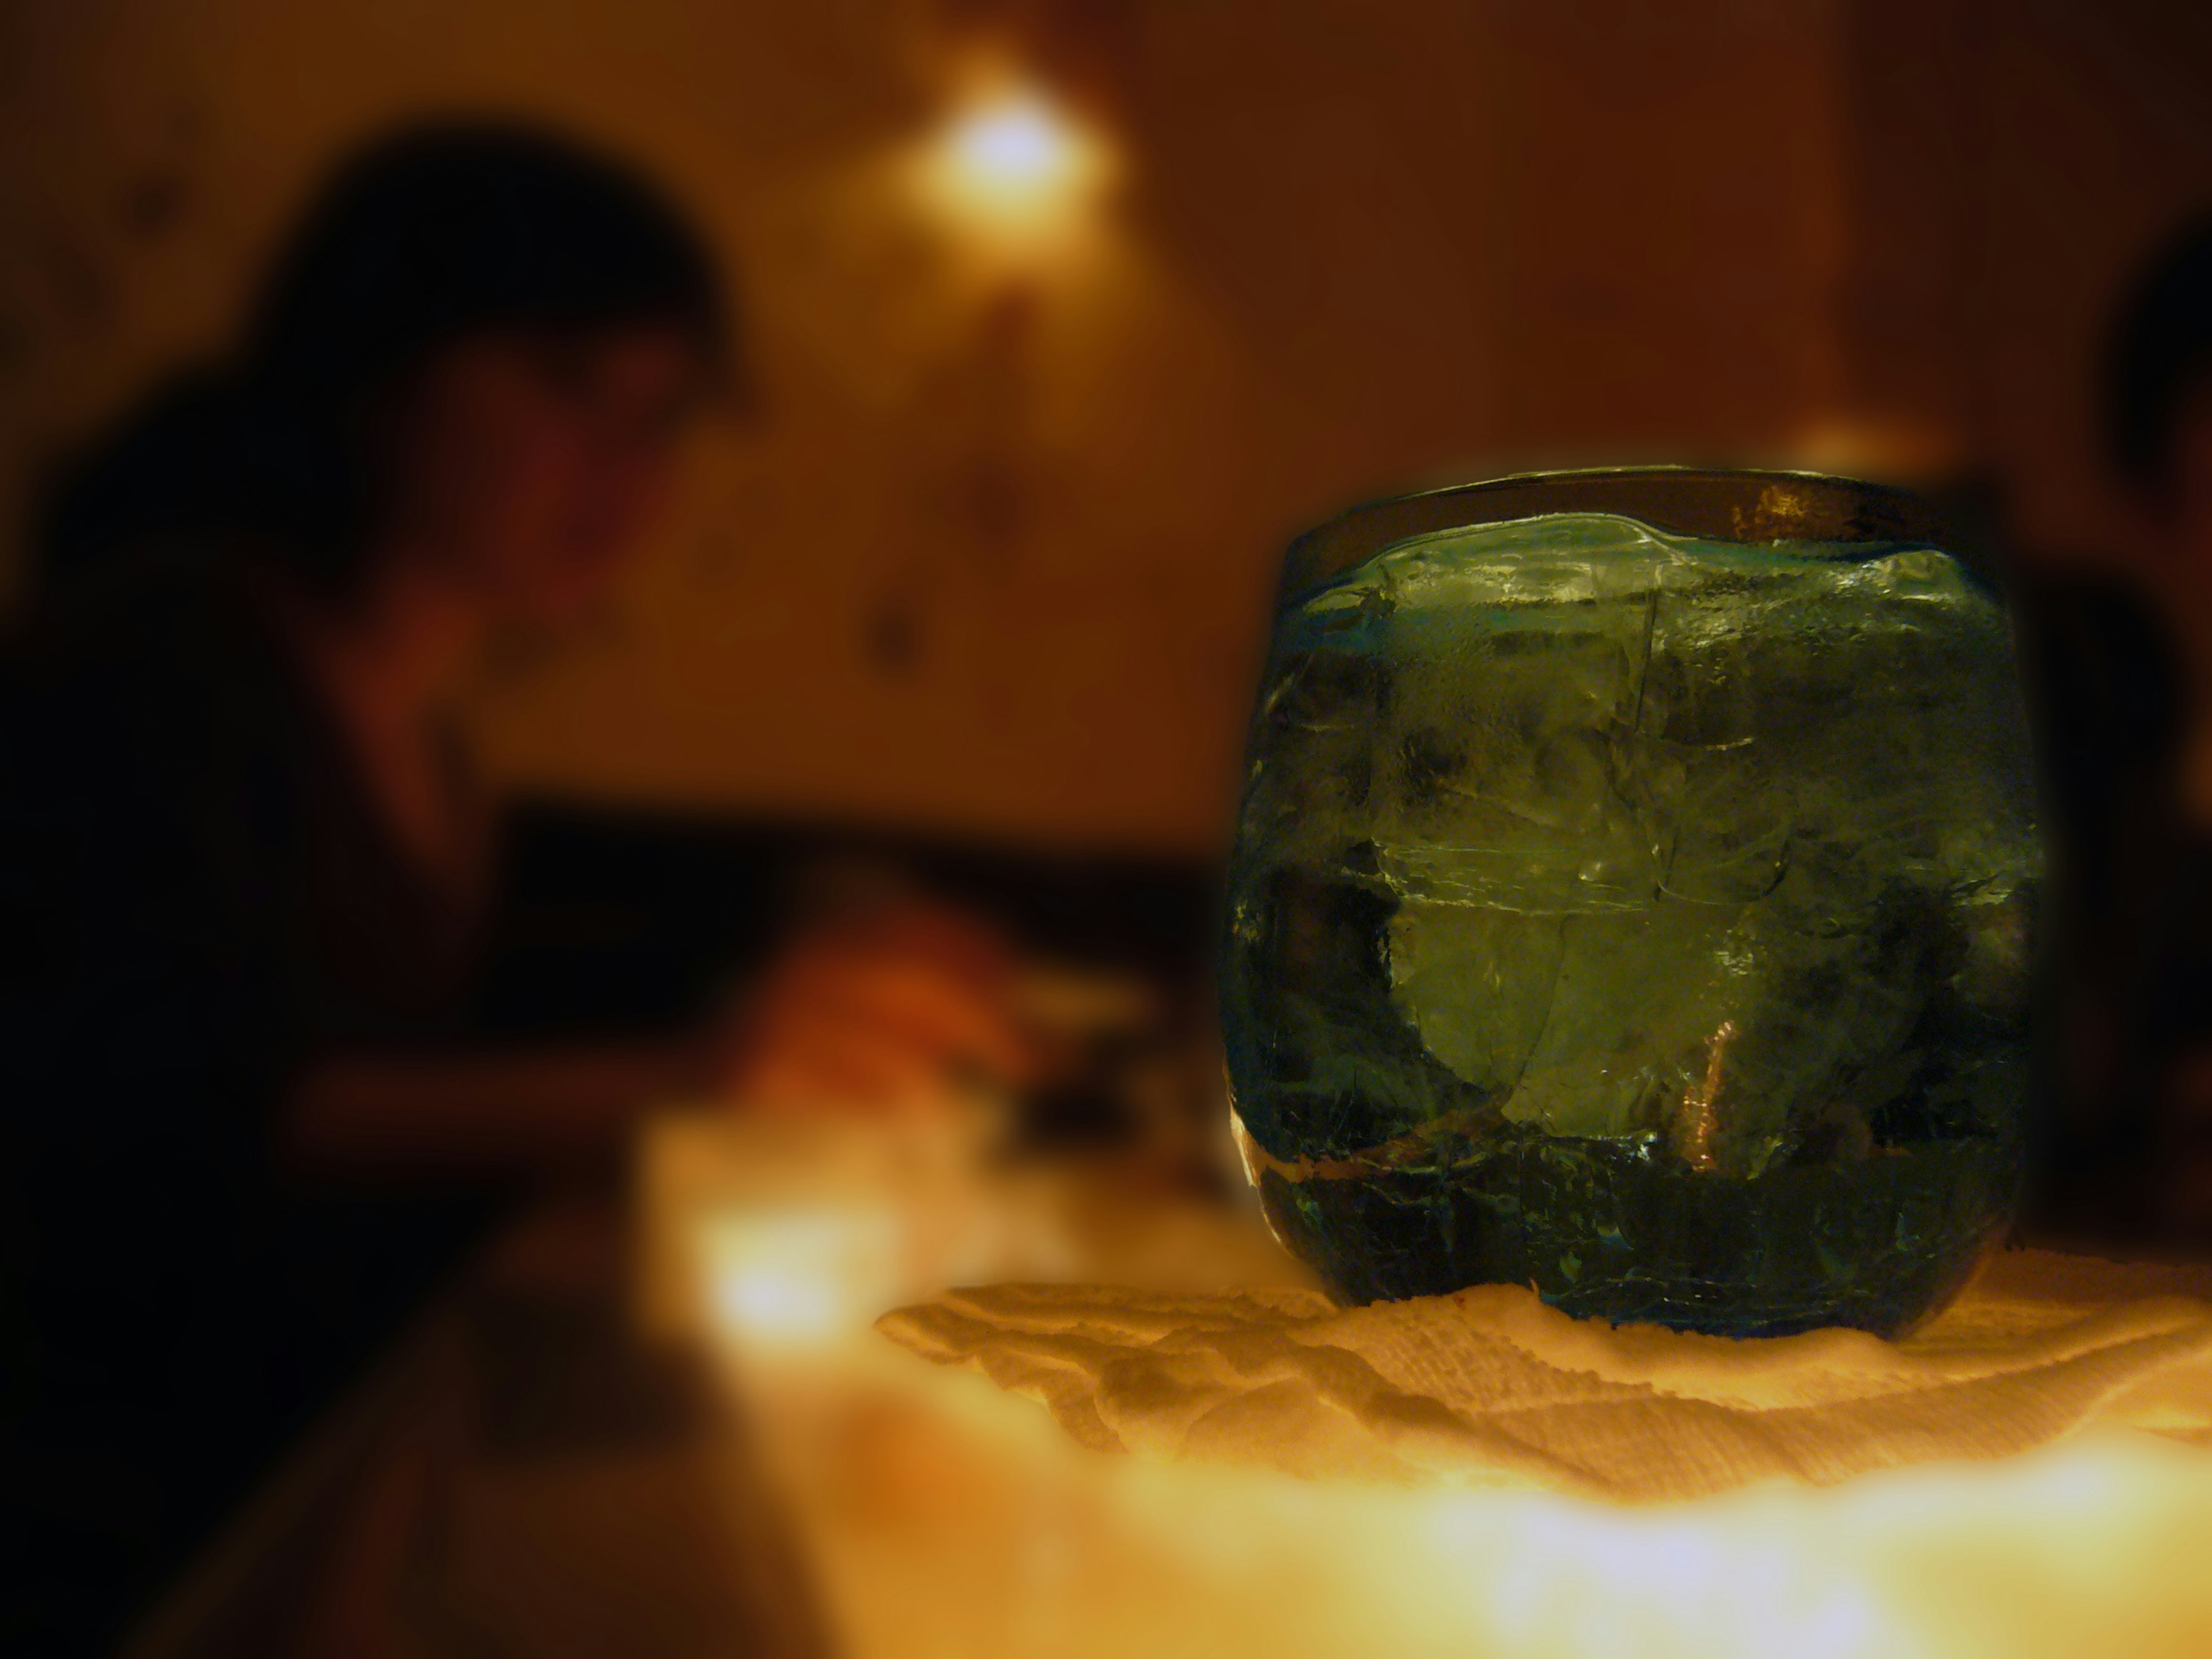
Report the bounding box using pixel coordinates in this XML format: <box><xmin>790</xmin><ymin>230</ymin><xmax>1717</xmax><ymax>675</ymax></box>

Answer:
<box><xmin>721</xmin><ymin>900</ymin><xmax>1036</xmax><ymax>1115</ymax></box>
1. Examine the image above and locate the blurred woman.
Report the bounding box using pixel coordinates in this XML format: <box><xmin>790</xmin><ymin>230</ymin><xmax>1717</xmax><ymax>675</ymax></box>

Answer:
<box><xmin>0</xmin><ymin>122</ymin><xmax>1025</xmax><ymax>1648</ymax></box>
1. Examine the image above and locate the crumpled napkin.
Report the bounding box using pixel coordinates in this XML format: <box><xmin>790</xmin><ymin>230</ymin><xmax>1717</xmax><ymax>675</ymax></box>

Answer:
<box><xmin>877</xmin><ymin>1251</ymin><xmax>2212</xmax><ymax>1502</ymax></box>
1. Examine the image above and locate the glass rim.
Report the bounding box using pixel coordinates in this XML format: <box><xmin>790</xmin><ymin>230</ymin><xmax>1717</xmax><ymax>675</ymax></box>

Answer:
<box><xmin>1279</xmin><ymin>466</ymin><xmax>1959</xmax><ymax>608</ymax></box>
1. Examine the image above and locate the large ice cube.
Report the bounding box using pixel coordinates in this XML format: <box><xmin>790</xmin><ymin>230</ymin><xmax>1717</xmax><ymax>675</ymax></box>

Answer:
<box><xmin>1225</xmin><ymin>513</ymin><xmax>2038</xmax><ymax>1173</ymax></box>
<box><xmin>1220</xmin><ymin>500</ymin><xmax>2039</xmax><ymax>1334</ymax></box>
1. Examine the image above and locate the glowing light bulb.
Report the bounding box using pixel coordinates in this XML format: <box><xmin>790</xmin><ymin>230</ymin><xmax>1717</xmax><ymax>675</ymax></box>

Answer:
<box><xmin>946</xmin><ymin>93</ymin><xmax>1077</xmax><ymax>196</ymax></box>
<box><xmin>915</xmin><ymin>82</ymin><xmax>1113</xmax><ymax>248</ymax></box>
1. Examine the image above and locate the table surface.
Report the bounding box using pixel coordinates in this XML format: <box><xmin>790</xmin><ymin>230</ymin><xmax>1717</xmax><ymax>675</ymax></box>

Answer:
<box><xmin>128</xmin><ymin>1143</ymin><xmax>1301</xmax><ymax>1659</ymax></box>
<box><xmin>127</xmin><ymin>1166</ymin><xmax>2212</xmax><ymax>1659</ymax></box>
<box><xmin>128</xmin><ymin>1196</ymin><xmax>836</xmax><ymax>1658</ymax></box>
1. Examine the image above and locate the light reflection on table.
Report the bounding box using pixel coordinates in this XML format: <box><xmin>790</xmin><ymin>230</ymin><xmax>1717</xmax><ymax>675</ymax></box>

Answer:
<box><xmin>645</xmin><ymin>1112</ymin><xmax>2212</xmax><ymax>1659</ymax></box>
<box><xmin>135</xmin><ymin>1109</ymin><xmax>2212</xmax><ymax>1658</ymax></box>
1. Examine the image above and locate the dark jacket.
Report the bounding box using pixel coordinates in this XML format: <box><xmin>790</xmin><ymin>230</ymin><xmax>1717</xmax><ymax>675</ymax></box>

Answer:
<box><xmin>0</xmin><ymin>547</ymin><xmax>493</xmax><ymax>1649</ymax></box>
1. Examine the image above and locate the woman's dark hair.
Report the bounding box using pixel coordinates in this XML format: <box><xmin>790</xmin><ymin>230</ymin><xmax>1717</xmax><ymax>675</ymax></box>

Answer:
<box><xmin>2107</xmin><ymin>210</ymin><xmax>2212</xmax><ymax>490</ymax></box>
<box><xmin>36</xmin><ymin>120</ymin><xmax>731</xmax><ymax>595</ymax></box>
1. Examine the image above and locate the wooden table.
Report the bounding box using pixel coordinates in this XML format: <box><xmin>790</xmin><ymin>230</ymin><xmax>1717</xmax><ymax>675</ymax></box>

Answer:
<box><xmin>128</xmin><ymin>1134</ymin><xmax>1297</xmax><ymax>1658</ymax></box>
<box><xmin>128</xmin><ymin>1160</ymin><xmax>2212</xmax><ymax>1658</ymax></box>
<box><xmin>129</xmin><ymin>1198</ymin><xmax>834</xmax><ymax>1658</ymax></box>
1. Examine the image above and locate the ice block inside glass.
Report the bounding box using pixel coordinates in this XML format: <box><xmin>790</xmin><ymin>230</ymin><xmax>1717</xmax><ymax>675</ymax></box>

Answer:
<box><xmin>1221</xmin><ymin>476</ymin><xmax>2039</xmax><ymax>1336</ymax></box>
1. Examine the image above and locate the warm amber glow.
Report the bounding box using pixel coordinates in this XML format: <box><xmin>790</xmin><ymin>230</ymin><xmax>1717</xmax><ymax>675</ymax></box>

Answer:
<box><xmin>646</xmin><ymin>1115</ymin><xmax>2212</xmax><ymax>1654</ymax></box>
<box><xmin>946</xmin><ymin>95</ymin><xmax>1078</xmax><ymax>197</ymax></box>
<box><xmin>913</xmin><ymin>82</ymin><xmax>1115</xmax><ymax>255</ymax></box>
<box><xmin>636</xmin><ymin>1111</ymin><xmax>984</xmax><ymax>1352</ymax></box>
<box><xmin>700</xmin><ymin>1207</ymin><xmax>903</xmax><ymax>1349</ymax></box>
<box><xmin>711</xmin><ymin>1347</ymin><xmax>2212</xmax><ymax>1659</ymax></box>
<box><xmin>1674</xmin><ymin>1018</ymin><xmax>1735</xmax><ymax>1171</ymax></box>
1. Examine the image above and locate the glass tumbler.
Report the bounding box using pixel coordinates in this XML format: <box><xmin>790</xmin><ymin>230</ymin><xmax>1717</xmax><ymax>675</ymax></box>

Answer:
<box><xmin>1220</xmin><ymin>469</ymin><xmax>2039</xmax><ymax>1336</ymax></box>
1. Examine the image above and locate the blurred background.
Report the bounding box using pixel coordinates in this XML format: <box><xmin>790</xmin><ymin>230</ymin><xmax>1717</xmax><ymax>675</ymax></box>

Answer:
<box><xmin>10</xmin><ymin>3</ymin><xmax>2212</xmax><ymax>1651</ymax></box>
<box><xmin>5</xmin><ymin>0</ymin><xmax>2206</xmax><ymax>854</ymax></box>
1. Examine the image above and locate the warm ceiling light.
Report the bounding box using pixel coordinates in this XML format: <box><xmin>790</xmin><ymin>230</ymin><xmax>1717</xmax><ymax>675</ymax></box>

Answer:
<box><xmin>946</xmin><ymin>93</ymin><xmax>1078</xmax><ymax>197</ymax></box>
<box><xmin>916</xmin><ymin>82</ymin><xmax>1114</xmax><ymax>247</ymax></box>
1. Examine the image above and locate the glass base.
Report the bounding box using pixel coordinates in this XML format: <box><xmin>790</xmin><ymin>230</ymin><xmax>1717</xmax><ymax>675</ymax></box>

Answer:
<box><xmin>1250</xmin><ymin>1130</ymin><xmax>2017</xmax><ymax>1339</ymax></box>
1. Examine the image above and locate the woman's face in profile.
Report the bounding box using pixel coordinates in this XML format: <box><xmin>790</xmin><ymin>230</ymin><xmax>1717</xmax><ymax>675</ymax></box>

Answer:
<box><xmin>387</xmin><ymin>323</ymin><xmax>706</xmax><ymax>625</ymax></box>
